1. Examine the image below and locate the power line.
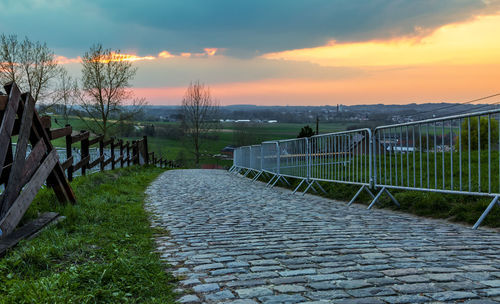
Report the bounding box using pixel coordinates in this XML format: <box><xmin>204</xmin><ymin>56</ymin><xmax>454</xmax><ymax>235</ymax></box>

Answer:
<box><xmin>408</xmin><ymin>92</ymin><xmax>500</xmax><ymax>118</ymax></box>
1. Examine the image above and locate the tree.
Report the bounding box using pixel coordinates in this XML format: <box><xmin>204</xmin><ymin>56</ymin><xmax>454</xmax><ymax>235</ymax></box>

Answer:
<box><xmin>458</xmin><ymin>117</ymin><xmax>499</xmax><ymax>150</ymax></box>
<box><xmin>298</xmin><ymin>125</ymin><xmax>315</xmax><ymax>138</ymax></box>
<box><xmin>78</xmin><ymin>43</ymin><xmax>146</xmax><ymax>138</ymax></box>
<box><xmin>181</xmin><ymin>81</ymin><xmax>219</xmax><ymax>165</ymax></box>
<box><xmin>53</xmin><ymin>68</ymin><xmax>78</xmax><ymax>125</ymax></box>
<box><xmin>0</xmin><ymin>34</ymin><xmax>61</xmax><ymax>111</ymax></box>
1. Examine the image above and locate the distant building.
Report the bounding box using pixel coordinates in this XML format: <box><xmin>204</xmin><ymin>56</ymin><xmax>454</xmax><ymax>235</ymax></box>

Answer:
<box><xmin>268</xmin><ymin>120</ymin><xmax>278</xmax><ymax>123</ymax></box>
<box><xmin>221</xmin><ymin>145</ymin><xmax>236</xmax><ymax>157</ymax></box>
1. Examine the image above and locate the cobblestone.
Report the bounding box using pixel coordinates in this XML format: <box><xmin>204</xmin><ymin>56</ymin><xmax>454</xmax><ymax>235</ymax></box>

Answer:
<box><xmin>145</xmin><ymin>169</ymin><xmax>500</xmax><ymax>303</ymax></box>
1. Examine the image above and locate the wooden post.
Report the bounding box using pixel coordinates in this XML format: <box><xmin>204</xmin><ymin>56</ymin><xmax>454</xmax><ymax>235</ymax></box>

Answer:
<box><xmin>126</xmin><ymin>141</ymin><xmax>130</xmax><ymax>167</ymax></box>
<box><xmin>143</xmin><ymin>135</ymin><xmax>149</xmax><ymax>165</ymax></box>
<box><xmin>99</xmin><ymin>135</ymin><xmax>104</xmax><ymax>172</ymax></box>
<box><xmin>81</xmin><ymin>130</ymin><xmax>89</xmax><ymax>176</ymax></box>
<box><xmin>119</xmin><ymin>140</ymin><xmax>124</xmax><ymax>168</ymax></box>
<box><xmin>110</xmin><ymin>138</ymin><xmax>115</xmax><ymax>170</ymax></box>
<box><xmin>65</xmin><ymin>124</ymin><xmax>73</xmax><ymax>182</ymax></box>
<box><xmin>132</xmin><ymin>141</ymin><xmax>137</xmax><ymax>165</ymax></box>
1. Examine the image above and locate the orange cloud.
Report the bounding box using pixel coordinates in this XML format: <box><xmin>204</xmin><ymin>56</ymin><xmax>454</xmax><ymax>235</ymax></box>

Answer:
<box><xmin>158</xmin><ymin>50</ymin><xmax>175</xmax><ymax>58</ymax></box>
<box><xmin>261</xmin><ymin>14</ymin><xmax>500</xmax><ymax>67</ymax></box>
<box><xmin>56</xmin><ymin>55</ymin><xmax>81</xmax><ymax>64</ymax></box>
<box><xmin>204</xmin><ymin>48</ymin><xmax>218</xmax><ymax>56</ymax></box>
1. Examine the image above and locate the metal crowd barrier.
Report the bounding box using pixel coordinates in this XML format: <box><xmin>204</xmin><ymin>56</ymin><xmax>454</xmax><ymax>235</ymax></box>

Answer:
<box><xmin>372</xmin><ymin>109</ymin><xmax>500</xmax><ymax>228</ymax></box>
<box><xmin>231</xmin><ymin>110</ymin><xmax>500</xmax><ymax>229</ymax></box>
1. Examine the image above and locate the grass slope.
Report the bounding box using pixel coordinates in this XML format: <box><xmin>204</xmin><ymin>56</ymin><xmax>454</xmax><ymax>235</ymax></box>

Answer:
<box><xmin>0</xmin><ymin>166</ymin><xmax>176</xmax><ymax>303</ymax></box>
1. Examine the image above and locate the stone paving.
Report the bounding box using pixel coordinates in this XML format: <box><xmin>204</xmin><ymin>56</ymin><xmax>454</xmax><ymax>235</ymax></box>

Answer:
<box><xmin>145</xmin><ymin>169</ymin><xmax>500</xmax><ymax>304</ymax></box>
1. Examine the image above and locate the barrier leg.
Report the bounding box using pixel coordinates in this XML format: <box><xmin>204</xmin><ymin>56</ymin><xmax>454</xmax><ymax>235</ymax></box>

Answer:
<box><xmin>270</xmin><ymin>175</ymin><xmax>281</xmax><ymax>188</ymax></box>
<box><xmin>281</xmin><ymin>176</ymin><xmax>291</xmax><ymax>187</ymax></box>
<box><xmin>229</xmin><ymin>165</ymin><xmax>235</xmax><ymax>172</ymax></box>
<box><xmin>348</xmin><ymin>185</ymin><xmax>366</xmax><ymax>206</ymax></box>
<box><xmin>473</xmin><ymin>196</ymin><xmax>500</xmax><ymax>229</ymax></box>
<box><xmin>313</xmin><ymin>181</ymin><xmax>327</xmax><ymax>195</ymax></box>
<box><xmin>292</xmin><ymin>179</ymin><xmax>306</xmax><ymax>194</ymax></box>
<box><xmin>266</xmin><ymin>174</ymin><xmax>277</xmax><ymax>187</ymax></box>
<box><xmin>302</xmin><ymin>181</ymin><xmax>315</xmax><ymax>196</ymax></box>
<box><xmin>384</xmin><ymin>188</ymin><xmax>400</xmax><ymax>207</ymax></box>
<box><xmin>365</xmin><ymin>187</ymin><xmax>376</xmax><ymax>199</ymax></box>
<box><xmin>243</xmin><ymin>169</ymin><xmax>251</xmax><ymax>177</ymax></box>
<box><xmin>252</xmin><ymin>171</ymin><xmax>263</xmax><ymax>182</ymax></box>
<box><xmin>367</xmin><ymin>187</ymin><xmax>385</xmax><ymax>210</ymax></box>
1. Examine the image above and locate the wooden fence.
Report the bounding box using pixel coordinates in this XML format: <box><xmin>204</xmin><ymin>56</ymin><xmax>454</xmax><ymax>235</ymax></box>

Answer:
<box><xmin>0</xmin><ymin>82</ymin><xmax>172</xmax><ymax>254</ymax></box>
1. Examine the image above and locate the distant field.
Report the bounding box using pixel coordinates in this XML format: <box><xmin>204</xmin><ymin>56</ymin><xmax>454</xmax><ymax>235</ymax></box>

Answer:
<box><xmin>48</xmin><ymin>115</ymin><xmax>358</xmax><ymax>167</ymax></box>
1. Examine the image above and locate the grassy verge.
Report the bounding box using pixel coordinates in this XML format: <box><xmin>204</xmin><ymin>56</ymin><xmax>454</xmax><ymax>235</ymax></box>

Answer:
<box><xmin>254</xmin><ymin>173</ymin><xmax>500</xmax><ymax>228</ymax></box>
<box><xmin>0</xmin><ymin>166</ymin><xmax>177</xmax><ymax>303</ymax></box>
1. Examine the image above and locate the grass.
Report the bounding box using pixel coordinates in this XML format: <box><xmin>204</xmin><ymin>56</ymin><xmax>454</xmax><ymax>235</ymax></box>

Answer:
<box><xmin>0</xmin><ymin>166</ymin><xmax>177</xmax><ymax>303</ymax></box>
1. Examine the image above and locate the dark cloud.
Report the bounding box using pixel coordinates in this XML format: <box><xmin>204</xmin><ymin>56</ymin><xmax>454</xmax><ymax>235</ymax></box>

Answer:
<box><xmin>0</xmin><ymin>0</ymin><xmax>499</xmax><ymax>57</ymax></box>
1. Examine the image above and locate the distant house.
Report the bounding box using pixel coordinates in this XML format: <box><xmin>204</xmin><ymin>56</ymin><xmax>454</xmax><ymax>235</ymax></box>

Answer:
<box><xmin>221</xmin><ymin>145</ymin><xmax>236</xmax><ymax>157</ymax></box>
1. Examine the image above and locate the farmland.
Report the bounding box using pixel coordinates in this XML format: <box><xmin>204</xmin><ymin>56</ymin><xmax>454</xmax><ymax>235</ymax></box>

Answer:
<box><xmin>48</xmin><ymin>115</ymin><xmax>360</xmax><ymax>167</ymax></box>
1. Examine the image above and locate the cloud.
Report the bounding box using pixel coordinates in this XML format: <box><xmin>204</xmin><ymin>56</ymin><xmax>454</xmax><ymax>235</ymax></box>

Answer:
<box><xmin>0</xmin><ymin>0</ymin><xmax>499</xmax><ymax>57</ymax></box>
<box><xmin>261</xmin><ymin>14</ymin><xmax>500</xmax><ymax>67</ymax></box>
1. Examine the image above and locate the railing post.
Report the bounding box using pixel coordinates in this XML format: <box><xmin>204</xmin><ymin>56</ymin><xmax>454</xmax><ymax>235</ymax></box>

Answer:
<box><xmin>65</xmin><ymin>124</ymin><xmax>73</xmax><ymax>182</ymax></box>
<box><xmin>143</xmin><ymin>135</ymin><xmax>149</xmax><ymax>165</ymax></box>
<box><xmin>99</xmin><ymin>135</ymin><xmax>104</xmax><ymax>172</ymax></box>
<box><xmin>81</xmin><ymin>130</ymin><xmax>89</xmax><ymax>176</ymax></box>
<box><xmin>111</xmin><ymin>137</ymin><xmax>115</xmax><ymax>170</ymax></box>
<box><xmin>369</xmin><ymin>129</ymin><xmax>374</xmax><ymax>189</ymax></box>
<box><xmin>276</xmin><ymin>142</ymin><xmax>280</xmax><ymax>175</ymax></box>
<box><xmin>306</xmin><ymin>137</ymin><xmax>310</xmax><ymax>181</ymax></box>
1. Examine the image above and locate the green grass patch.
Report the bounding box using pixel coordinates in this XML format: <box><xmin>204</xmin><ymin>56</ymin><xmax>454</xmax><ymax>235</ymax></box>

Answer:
<box><xmin>0</xmin><ymin>166</ymin><xmax>177</xmax><ymax>303</ymax></box>
<box><xmin>253</xmin><ymin>172</ymin><xmax>500</xmax><ymax>228</ymax></box>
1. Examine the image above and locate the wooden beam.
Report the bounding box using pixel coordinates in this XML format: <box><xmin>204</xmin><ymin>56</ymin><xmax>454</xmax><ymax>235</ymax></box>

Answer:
<box><xmin>73</xmin><ymin>155</ymin><xmax>90</xmax><ymax>171</ymax></box>
<box><xmin>61</xmin><ymin>156</ymin><xmax>73</xmax><ymax>170</ymax></box>
<box><xmin>39</xmin><ymin>116</ymin><xmax>51</xmax><ymax>129</ymax></box>
<box><xmin>49</xmin><ymin>126</ymin><xmax>72</xmax><ymax>140</ymax></box>
<box><xmin>0</xmin><ymin>95</ymin><xmax>7</xmax><ymax>111</ymax></box>
<box><xmin>0</xmin><ymin>83</ymin><xmax>21</xmax><ymax>178</ymax></box>
<box><xmin>88</xmin><ymin>135</ymin><xmax>103</xmax><ymax>146</ymax></box>
<box><xmin>71</xmin><ymin>131</ymin><xmax>89</xmax><ymax>144</ymax></box>
<box><xmin>0</xmin><ymin>212</ymin><xmax>59</xmax><ymax>255</ymax></box>
<box><xmin>88</xmin><ymin>155</ymin><xmax>104</xmax><ymax>169</ymax></box>
<box><xmin>1</xmin><ymin>94</ymin><xmax>36</xmax><ymax>218</ymax></box>
<box><xmin>0</xmin><ymin>149</ymin><xmax>58</xmax><ymax>237</ymax></box>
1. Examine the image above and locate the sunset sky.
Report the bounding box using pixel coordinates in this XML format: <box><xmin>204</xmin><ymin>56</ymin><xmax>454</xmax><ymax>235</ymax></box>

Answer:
<box><xmin>1</xmin><ymin>0</ymin><xmax>500</xmax><ymax>106</ymax></box>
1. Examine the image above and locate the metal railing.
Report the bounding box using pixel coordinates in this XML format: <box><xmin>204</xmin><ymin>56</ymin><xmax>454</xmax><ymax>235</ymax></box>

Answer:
<box><xmin>231</xmin><ymin>110</ymin><xmax>500</xmax><ymax>229</ymax></box>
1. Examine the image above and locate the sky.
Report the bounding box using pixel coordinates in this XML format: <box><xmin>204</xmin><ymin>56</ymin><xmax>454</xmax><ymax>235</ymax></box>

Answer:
<box><xmin>1</xmin><ymin>0</ymin><xmax>500</xmax><ymax>106</ymax></box>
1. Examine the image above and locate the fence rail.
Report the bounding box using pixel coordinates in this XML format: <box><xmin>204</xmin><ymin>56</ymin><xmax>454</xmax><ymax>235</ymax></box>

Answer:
<box><xmin>231</xmin><ymin>109</ymin><xmax>500</xmax><ymax>229</ymax></box>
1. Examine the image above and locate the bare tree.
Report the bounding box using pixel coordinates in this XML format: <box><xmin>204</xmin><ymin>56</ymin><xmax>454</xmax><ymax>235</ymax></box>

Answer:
<box><xmin>78</xmin><ymin>43</ymin><xmax>146</xmax><ymax>138</ymax></box>
<box><xmin>0</xmin><ymin>34</ymin><xmax>61</xmax><ymax>111</ymax></box>
<box><xmin>181</xmin><ymin>81</ymin><xmax>219</xmax><ymax>165</ymax></box>
<box><xmin>53</xmin><ymin>68</ymin><xmax>78</xmax><ymax>125</ymax></box>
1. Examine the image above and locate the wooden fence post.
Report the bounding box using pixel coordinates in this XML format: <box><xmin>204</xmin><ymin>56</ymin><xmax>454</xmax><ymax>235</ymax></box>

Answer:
<box><xmin>132</xmin><ymin>140</ymin><xmax>138</xmax><ymax>165</ymax></box>
<box><xmin>143</xmin><ymin>136</ymin><xmax>149</xmax><ymax>165</ymax></box>
<box><xmin>126</xmin><ymin>141</ymin><xmax>130</xmax><ymax>167</ymax></box>
<box><xmin>120</xmin><ymin>140</ymin><xmax>124</xmax><ymax>168</ymax></box>
<box><xmin>81</xmin><ymin>130</ymin><xmax>89</xmax><ymax>176</ymax></box>
<box><xmin>110</xmin><ymin>138</ymin><xmax>115</xmax><ymax>170</ymax></box>
<box><xmin>65</xmin><ymin>124</ymin><xmax>73</xmax><ymax>182</ymax></box>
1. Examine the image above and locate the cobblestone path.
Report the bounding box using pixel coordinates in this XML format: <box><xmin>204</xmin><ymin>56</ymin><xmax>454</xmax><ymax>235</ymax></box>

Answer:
<box><xmin>145</xmin><ymin>169</ymin><xmax>500</xmax><ymax>304</ymax></box>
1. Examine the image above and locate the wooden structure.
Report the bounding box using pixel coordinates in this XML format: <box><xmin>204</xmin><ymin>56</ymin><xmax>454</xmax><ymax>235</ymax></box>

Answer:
<box><xmin>0</xmin><ymin>82</ymin><xmax>172</xmax><ymax>253</ymax></box>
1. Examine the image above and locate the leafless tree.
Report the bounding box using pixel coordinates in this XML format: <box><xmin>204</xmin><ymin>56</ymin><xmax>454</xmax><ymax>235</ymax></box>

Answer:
<box><xmin>181</xmin><ymin>81</ymin><xmax>219</xmax><ymax>165</ymax></box>
<box><xmin>78</xmin><ymin>43</ymin><xmax>146</xmax><ymax>138</ymax></box>
<box><xmin>0</xmin><ymin>34</ymin><xmax>61</xmax><ymax>111</ymax></box>
<box><xmin>53</xmin><ymin>68</ymin><xmax>78</xmax><ymax>125</ymax></box>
